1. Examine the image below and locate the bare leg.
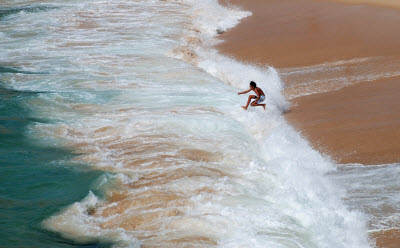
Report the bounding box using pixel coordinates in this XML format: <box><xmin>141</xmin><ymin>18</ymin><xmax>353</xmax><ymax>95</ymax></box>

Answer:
<box><xmin>251</xmin><ymin>102</ymin><xmax>266</xmax><ymax>110</ymax></box>
<box><xmin>242</xmin><ymin>95</ymin><xmax>256</xmax><ymax>110</ymax></box>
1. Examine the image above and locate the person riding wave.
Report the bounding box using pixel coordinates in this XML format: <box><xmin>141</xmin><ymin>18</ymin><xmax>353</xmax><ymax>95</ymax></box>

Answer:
<box><xmin>238</xmin><ymin>81</ymin><xmax>266</xmax><ymax>110</ymax></box>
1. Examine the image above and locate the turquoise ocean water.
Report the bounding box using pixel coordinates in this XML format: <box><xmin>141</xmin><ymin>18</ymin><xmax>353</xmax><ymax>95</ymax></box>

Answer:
<box><xmin>0</xmin><ymin>79</ymin><xmax>103</xmax><ymax>247</ymax></box>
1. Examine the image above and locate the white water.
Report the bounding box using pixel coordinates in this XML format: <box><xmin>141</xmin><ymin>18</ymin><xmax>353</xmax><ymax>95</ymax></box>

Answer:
<box><xmin>0</xmin><ymin>0</ymin><xmax>375</xmax><ymax>247</ymax></box>
<box><xmin>329</xmin><ymin>163</ymin><xmax>400</xmax><ymax>232</ymax></box>
<box><xmin>280</xmin><ymin>55</ymin><xmax>400</xmax><ymax>99</ymax></box>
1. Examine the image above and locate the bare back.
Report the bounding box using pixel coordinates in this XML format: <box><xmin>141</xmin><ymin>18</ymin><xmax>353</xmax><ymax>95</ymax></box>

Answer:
<box><xmin>253</xmin><ymin>87</ymin><xmax>265</xmax><ymax>97</ymax></box>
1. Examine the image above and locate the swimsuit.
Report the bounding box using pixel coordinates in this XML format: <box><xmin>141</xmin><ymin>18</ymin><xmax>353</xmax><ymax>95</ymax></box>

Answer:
<box><xmin>253</xmin><ymin>95</ymin><xmax>265</xmax><ymax>104</ymax></box>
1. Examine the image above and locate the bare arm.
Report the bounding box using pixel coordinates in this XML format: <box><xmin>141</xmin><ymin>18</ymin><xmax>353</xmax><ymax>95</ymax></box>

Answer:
<box><xmin>238</xmin><ymin>89</ymin><xmax>251</xmax><ymax>95</ymax></box>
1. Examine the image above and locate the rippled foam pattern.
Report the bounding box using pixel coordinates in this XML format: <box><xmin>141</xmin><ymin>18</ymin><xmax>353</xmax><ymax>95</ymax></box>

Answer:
<box><xmin>0</xmin><ymin>0</ymin><xmax>372</xmax><ymax>247</ymax></box>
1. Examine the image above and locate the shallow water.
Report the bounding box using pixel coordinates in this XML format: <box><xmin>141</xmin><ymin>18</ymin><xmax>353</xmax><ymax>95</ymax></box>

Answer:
<box><xmin>280</xmin><ymin>56</ymin><xmax>400</xmax><ymax>99</ymax></box>
<box><xmin>0</xmin><ymin>85</ymin><xmax>104</xmax><ymax>247</ymax></box>
<box><xmin>329</xmin><ymin>163</ymin><xmax>400</xmax><ymax>232</ymax></box>
<box><xmin>1</xmin><ymin>0</ymin><xmax>395</xmax><ymax>247</ymax></box>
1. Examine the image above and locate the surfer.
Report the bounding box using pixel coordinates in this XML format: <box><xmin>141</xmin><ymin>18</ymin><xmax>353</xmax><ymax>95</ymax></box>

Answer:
<box><xmin>238</xmin><ymin>81</ymin><xmax>266</xmax><ymax>110</ymax></box>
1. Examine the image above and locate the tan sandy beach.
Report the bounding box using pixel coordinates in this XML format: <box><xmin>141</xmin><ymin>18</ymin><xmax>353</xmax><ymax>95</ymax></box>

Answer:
<box><xmin>372</xmin><ymin>229</ymin><xmax>400</xmax><ymax>248</ymax></box>
<box><xmin>219</xmin><ymin>0</ymin><xmax>400</xmax><ymax>68</ymax></box>
<box><xmin>331</xmin><ymin>0</ymin><xmax>400</xmax><ymax>9</ymax></box>
<box><xmin>219</xmin><ymin>0</ymin><xmax>400</xmax><ymax>246</ymax></box>
<box><xmin>286</xmin><ymin>76</ymin><xmax>400</xmax><ymax>165</ymax></box>
<box><xmin>219</xmin><ymin>0</ymin><xmax>400</xmax><ymax>164</ymax></box>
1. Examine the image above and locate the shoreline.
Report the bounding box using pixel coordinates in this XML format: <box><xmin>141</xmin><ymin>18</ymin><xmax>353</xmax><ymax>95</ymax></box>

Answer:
<box><xmin>218</xmin><ymin>0</ymin><xmax>400</xmax><ymax>246</ymax></box>
<box><xmin>218</xmin><ymin>0</ymin><xmax>400</xmax><ymax>68</ymax></box>
<box><xmin>218</xmin><ymin>0</ymin><xmax>400</xmax><ymax>165</ymax></box>
<box><xmin>325</xmin><ymin>0</ymin><xmax>400</xmax><ymax>9</ymax></box>
<box><xmin>286</xmin><ymin>75</ymin><xmax>400</xmax><ymax>165</ymax></box>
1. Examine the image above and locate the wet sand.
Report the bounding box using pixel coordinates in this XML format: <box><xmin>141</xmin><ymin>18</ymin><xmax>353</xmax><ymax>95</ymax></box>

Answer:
<box><xmin>286</xmin><ymin>76</ymin><xmax>400</xmax><ymax>165</ymax></box>
<box><xmin>330</xmin><ymin>0</ymin><xmax>400</xmax><ymax>9</ymax></box>
<box><xmin>372</xmin><ymin>229</ymin><xmax>400</xmax><ymax>248</ymax></box>
<box><xmin>219</xmin><ymin>0</ymin><xmax>400</xmax><ymax>68</ymax></box>
<box><xmin>218</xmin><ymin>0</ymin><xmax>400</xmax><ymax>165</ymax></box>
<box><xmin>218</xmin><ymin>0</ymin><xmax>400</xmax><ymax>246</ymax></box>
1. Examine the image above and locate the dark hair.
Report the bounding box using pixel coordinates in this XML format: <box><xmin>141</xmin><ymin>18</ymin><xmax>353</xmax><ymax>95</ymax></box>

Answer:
<box><xmin>250</xmin><ymin>81</ymin><xmax>257</xmax><ymax>88</ymax></box>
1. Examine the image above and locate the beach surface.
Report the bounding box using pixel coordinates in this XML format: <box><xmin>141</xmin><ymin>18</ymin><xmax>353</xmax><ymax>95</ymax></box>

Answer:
<box><xmin>218</xmin><ymin>0</ymin><xmax>400</xmax><ymax>165</ymax></box>
<box><xmin>219</xmin><ymin>0</ymin><xmax>400</xmax><ymax>68</ymax></box>
<box><xmin>331</xmin><ymin>0</ymin><xmax>400</xmax><ymax>9</ymax></box>
<box><xmin>218</xmin><ymin>0</ymin><xmax>400</xmax><ymax>246</ymax></box>
<box><xmin>286</xmin><ymin>76</ymin><xmax>400</xmax><ymax>165</ymax></box>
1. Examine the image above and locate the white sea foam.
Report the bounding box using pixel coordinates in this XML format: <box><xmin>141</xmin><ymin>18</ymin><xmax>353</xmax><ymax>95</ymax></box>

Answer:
<box><xmin>329</xmin><ymin>163</ymin><xmax>400</xmax><ymax>232</ymax></box>
<box><xmin>43</xmin><ymin>191</ymin><xmax>141</xmax><ymax>248</ymax></box>
<box><xmin>0</xmin><ymin>0</ymin><xmax>375</xmax><ymax>247</ymax></box>
<box><xmin>280</xmin><ymin>55</ymin><xmax>400</xmax><ymax>98</ymax></box>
